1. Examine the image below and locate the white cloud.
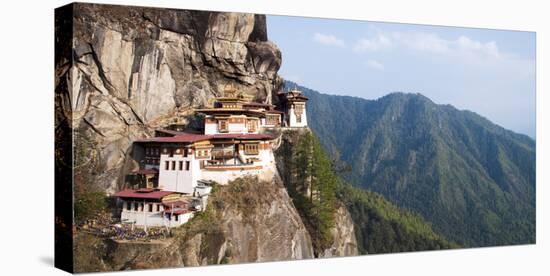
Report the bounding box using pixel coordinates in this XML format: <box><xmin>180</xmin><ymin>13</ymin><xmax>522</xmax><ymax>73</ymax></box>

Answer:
<box><xmin>392</xmin><ymin>32</ymin><xmax>450</xmax><ymax>53</ymax></box>
<box><xmin>313</xmin><ymin>33</ymin><xmax>345</xmax><ymax>47</ymax></box>
<box><xmin>353</xmin><ymin>34</ymin><xmax>392</xmax><ymax>52</ymax></box>
<box><xmin>353</xmin><ymin>31</ymin><xmax>502</xmax><ymax>60</ymax></box>
<box><xmin>366</xmin><ymin>59</ymin><xmax>385</xmax><ymax>70</ymax></box>
<box><xmin>457</xmin><ymin>35</ymin><xmax>500</xmax><ymax>58</ymax></box>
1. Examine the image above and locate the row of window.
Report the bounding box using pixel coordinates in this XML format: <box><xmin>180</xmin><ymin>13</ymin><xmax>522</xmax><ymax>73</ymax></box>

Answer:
<box><xmin>147</xmin><ymin>147</ymin><xmax>193</xmax><ymax>157</ymax></box>
<box><xmin>221</xmin><ymin>103</ymin><xmax>240</xmax><ymax>109</ymax></box>
<box><xmin>145</xmin><ymin>148</ymin><xmax>160</xmax><ymax>155</ymax></box>
<box><xmin>164</xmin><ymin>160</ymin><xmax>191</xmax><ymax>171</ymax></box>
<box><xmin>196</xmin><ymin>149</ymin><xmax>210</xmax><ymax>158</ymax></box>
<box><xmin>145</xmin><ymin>157</ymin><xmax>160</xmax><ymax>165</ymax></box>
<box><xmin>244</xmin><ymin>144</ymin><xmax>259</xmax><ymax>155</ymax></box>
<box><xmin>124</xmin><ymin>202</ymin><xmax>181</xmax><ymax>221</ymax></box>
<box><xmin>125</xmin><ymin>202</ymin><xmax>162</xmax><ymax>213</ymax></box>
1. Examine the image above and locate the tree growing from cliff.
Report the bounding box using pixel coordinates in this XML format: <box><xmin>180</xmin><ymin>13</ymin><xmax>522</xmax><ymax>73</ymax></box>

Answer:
<box><xmin>290</xmin><ymin>131</ymin><xmax>337</xmax><ymax>255</ymax></box>
<box><xmin>73</xmin><ymin>131</ymin><xmax>107</xmax><ymax>224</ymax></box>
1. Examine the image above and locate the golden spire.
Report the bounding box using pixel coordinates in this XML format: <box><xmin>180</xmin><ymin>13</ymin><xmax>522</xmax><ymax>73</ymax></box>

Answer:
<box><xmin>223</xmin><ymin>83</ymin><xmax>237</xmax><ymax>98</ymax></box>
<box><xmin>289</xmin><ymin>85</ymin><xmax>301</xmax><ymax>94</ymax></box>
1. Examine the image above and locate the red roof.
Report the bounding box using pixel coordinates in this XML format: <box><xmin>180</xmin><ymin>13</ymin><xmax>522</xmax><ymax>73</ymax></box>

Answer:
<box><xmin>210</xmin><ymin>133</ymin><xmax>274</xmax><ymax>140</ymax></box>
<box><xmin>136</xmin><ymin>133</ymin><xmax>211</xmax><ymax>143</ymax></box>
<box><xmin>113</xmin><ymin>189</ymin><xmax>175</xmax><ymax>199</ymax></box>
<box><xmin>136</xmin><ymin>132</ymin><xmax>274</xmax><ymax>144</ymax></box>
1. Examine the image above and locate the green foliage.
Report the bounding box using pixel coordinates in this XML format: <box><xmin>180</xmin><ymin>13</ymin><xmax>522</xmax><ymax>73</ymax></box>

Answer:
<box><xmin>211</xmin><ymin>177</ymin><xmax>274</xmax><ymax>222</ymax></box>
<box><xmin>74</xmin><ymin>189</ymin><xmax>107</xmax><ymax>223</ymax></box>
<box><xmin>73</xmin><ymin>131</ymin><xmax>106</xmax><ymax>223</ymax></box>
<box><xmin>288</xmin><ymin>80</ymin><xmax>536</xmax><ymax>247</ymax></box>
<box><xmin>336</xmin><ymin>182</ymin><xmax>457</xmax><ymax>254</ymax></box>
<box><xmin>286</xmin><ymin>131</ymin><xmax>338</xmax><ymax>254</ymax></box>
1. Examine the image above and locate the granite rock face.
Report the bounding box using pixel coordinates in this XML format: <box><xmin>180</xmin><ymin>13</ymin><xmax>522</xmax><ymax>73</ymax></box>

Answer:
<box><xmin>74</xmin><ymin>177</ymin><xmax>314</xmax><ymax>272</ymax></box>
<box><xmin>178</xmin><ymin>177</ymin><xmax>315</xmax><ymax>266</ymax></box>
<box><xmin>320</xmin><ymin>204</ymin><xmax>359</xmax><ymax>258</ymax></box>
<box><xmin>55</xmin><ymin>4</ymin><xmax>358</xmax><ymax>271</ymax></box>
<box><xmin>56</xmin><ymin>3</ymin><xmax>282</xmax><ymax>192</ymax></box>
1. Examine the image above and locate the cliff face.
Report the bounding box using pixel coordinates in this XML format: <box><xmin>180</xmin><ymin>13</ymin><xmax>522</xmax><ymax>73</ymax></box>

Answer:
<box><xmin>320</xmin><ymin>203</ymin><xmax>359</xmax><ymax>258</ymax></box>
<box><xmin>178</xmin><ymin>177</ymin><xmax>314</xmax><ymax>266</ymax></box>
<box><xmin>58</xmin><ymin>3</ymin><xmax>282</xmax><ymax>192</ymax></box>
<box><xmin>58</xmin><ymin>4</ymin><xmax>358</xmax><ymax>272</ymax></box>
<box><xmin>274</xmin><ymin>128</ymin><xmax>359</xmax><ymax>258</ymax></box>
<box><xmin>74</xmin><ymin>176</ymin><xmax>314</xmax><ymax>272</ymax></box>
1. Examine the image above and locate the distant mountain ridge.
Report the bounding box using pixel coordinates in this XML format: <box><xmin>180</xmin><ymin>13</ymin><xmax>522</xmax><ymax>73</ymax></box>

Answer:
<box><xmin>287</xmin><ymin>80</ymin><xmax>536</xmax><ymax>247</ymax></box>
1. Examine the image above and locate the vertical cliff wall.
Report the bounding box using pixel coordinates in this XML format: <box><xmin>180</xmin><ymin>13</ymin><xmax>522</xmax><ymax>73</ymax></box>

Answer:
<box><xmin>56</xmin><ymin>3</ymin><xmax>282</xmax><ymax>192</ymax></box>
<box><xmin>56</xmin><ymin>4</ymin><xmax>358</xmax><ymax>271</ymax></box>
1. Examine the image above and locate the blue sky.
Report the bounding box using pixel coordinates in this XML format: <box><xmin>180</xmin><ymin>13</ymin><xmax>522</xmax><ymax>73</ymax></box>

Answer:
<box><xmin>266</xmin><ymin>15</ymin><xmax>536</xmax><ymax>138</ymax></box>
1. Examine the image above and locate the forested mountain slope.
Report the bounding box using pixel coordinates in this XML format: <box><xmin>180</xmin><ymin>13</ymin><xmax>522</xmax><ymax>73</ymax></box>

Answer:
<box><xmin>290</xmin><ymin>81</ymin><xmax>535</xmax><ymax>247</ymax></box>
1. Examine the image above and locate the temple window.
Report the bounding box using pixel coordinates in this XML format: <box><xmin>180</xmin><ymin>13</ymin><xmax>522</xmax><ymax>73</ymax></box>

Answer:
<box><xmin>247</xmin><ymin>120</ymin><xmax>257</xmax><ymax>132</ymax></box>
<box><xmin>294</xmin><ymin>104</ymin><xmax>304</xmax><ymax>123</ymax></box>
<box><xmin>267</xmin><ymin>115</ymin><xmax>279</xmax><ymax>125</ymax></box>
<box><xmin>244</xmin><ymin>144</ymin><xmax>259</xmax><ymax>155</ymax></box>
<box><xmin>186</xmin><ymin>161</ymin><xmax>190</xmax><ymax>171</ymax></box>
<box><xmin>165</xmin><ymin>161</ymin><xmax>169</xmax><ymax>170</ymax></box>
<box><xmin>219</xmin><ymin>120</ymin><xmax>228</xmax><ymax>132</ymax></box>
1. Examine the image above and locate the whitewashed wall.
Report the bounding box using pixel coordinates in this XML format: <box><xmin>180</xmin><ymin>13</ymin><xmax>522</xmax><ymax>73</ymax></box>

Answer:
<box><xmin>289</xmin><ymin>105</ymin><xmax>308</xmax><ymax>127</ymax></box>
<box><xmin>158</xmin><ymin>152</ymin><xmax>202</xmax><ymax>193</ymax></box>
<box><xmin>120</xmin><ymin>200</ymin><xmax>193</xmax><ymax>227</ymax></box>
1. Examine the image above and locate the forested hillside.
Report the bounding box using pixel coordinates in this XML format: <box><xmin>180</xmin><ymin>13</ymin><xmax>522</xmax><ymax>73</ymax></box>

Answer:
<box><xmin>275</xmin><ymin>129</ymin><xmax>455</xmax><ymax>254</ymax></box>
<box><xmin>288</xmin><ymin>81</ymin><xmax>536</xmax><ymax>247</ymax></box>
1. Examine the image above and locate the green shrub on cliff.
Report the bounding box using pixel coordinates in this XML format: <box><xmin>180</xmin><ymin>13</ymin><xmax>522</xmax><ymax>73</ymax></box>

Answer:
<box><xmin>288</xmin><ymin>131</ymin><xmax>337</xmax><ymax>254</ymax></box>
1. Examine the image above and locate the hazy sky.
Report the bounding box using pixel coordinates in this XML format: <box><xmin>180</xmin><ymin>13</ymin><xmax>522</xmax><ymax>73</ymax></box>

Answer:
<box><xmin>266</xmin><ymin>15</ymin><xmax>536</xmax><ymax>138</ymax></box>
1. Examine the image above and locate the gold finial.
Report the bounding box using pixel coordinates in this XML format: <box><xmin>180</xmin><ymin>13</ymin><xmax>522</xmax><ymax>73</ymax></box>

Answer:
<box><xmin>289</xmin><ymin>85</ymin><xmax>301</xmax><ymax>94</ymax></box>
<box><xmin>223</xmin><ymin>84</ymin><xmax>237</xmax><ymax>97</ymax></box>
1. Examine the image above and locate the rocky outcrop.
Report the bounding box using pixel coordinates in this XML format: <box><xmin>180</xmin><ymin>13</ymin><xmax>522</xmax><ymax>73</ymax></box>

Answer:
<box><xmin>57</xmin><ymin>3</ymin><xmax>282</xmax><ymax>192</ymax></box>
<box><xmin>57</xmin><ymin>4</ymin><xmax>358</xmax><ymax>272</ymax></box>
<box><xmin>74</xmin><ymin>234</ymin><xmax>185</xmax><ymax>272</ymax></box>
<box><xmin>320</xmin><ymin>204</ymin><xmax>359</xmax><ymax>258</ymax></box>
<box><xmin>75</xmin><ymin>176</ymin><xmax>314</xmax><ymax>272</ymax></box>
<box><xmin>178</xmin><ymin>176</ymin><xmax>314</xmax><ymax>266</ymax></box>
